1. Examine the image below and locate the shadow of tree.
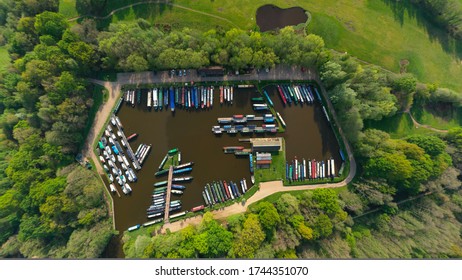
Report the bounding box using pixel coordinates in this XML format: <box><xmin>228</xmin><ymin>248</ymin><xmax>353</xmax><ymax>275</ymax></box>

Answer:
<box><xmin>380</xmin><ymin>0</ymin><xmax>462</xmax><ymax>60</ymax></box>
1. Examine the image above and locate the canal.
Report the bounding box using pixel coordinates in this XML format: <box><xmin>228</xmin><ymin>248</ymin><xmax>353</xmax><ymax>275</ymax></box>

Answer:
<box><xmin>103</xmin><ymin>84</ymin><xmax>340</xmax><ymax>257</ymax></box>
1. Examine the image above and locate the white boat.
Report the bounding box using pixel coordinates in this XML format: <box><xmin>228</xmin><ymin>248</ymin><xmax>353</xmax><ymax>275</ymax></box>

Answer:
<box><xmin>107</xmin><ymin>124</ymin><xmax>113</xmax><ymax>132</ymax></box>
<box><xmin>121</xmin><ymin>163</ymin><xmax>128</xmax><ymax>170</ymax></box>
<box><xmin>110</xmin><ymin>155</ymin><xmax>116</xmax><ymax>163</ymax></box>
<box><xmin>117</xmin><ymin>176</ymin><xmax>123</xmax><ymax>186</ymax></box>
<box><xmin>128</xmin><ymin>224</ymin><xmax>140</xmax><ymax>231</ymax></box>
<box><xmin>110</xmin><ymin>133</ymin><xmax>117</xmax><ymax>140</ymax></box>
<box><xmin>108</xmin><ymin>174</ymin><xmax>114</xmax><ymax>182</ymax></box>
<box><xmin>147</xmin><ymin>90</ymin><xmax>152</xmax><ymax>107</ymax></box>
<box><xmin>99</xmin><ymin>156</ymin><xmax>105</xmax><ymax>163</ymax></box>
<box><xmin>124</xmin><ymin>183</ymin><xmax>132</xmax><ymax>193</ymax></box>
<box><xmin>122</xmin><ymin>156</ymin><xmax>130</xmax><ymax>167</ymax></box>
<box><xmin>117</xmin><ymin>131</ymin><xmax>123</xmax><ymax>138</ymax></box>
<box><xmin>121</xmin><ymin>139</ymin><xmax>127</xmax><ymax>147</ymax></box>
<box><xmin>104</xmin><ymin>129</ymin><xmax>111</xmax><ymax>137</ymax></box>
<box><xmin>111</xmin><ymin>117</ymin><xmax>116</xmax><ymax>126</ymax></box>
<box><xmin>120</xmin><ymin>175</ymin><xmax>127</xmax><ymax>183</ymax></box>
<box><xmin>108</xmin><ymin>137</ymin><xmax>115</xmax><ymax>145</ymax></box>
<box><xmin>126</xmin><ymin>171</ymin><xmax>134</xmax><ymax>182</ymax></box>
<box><xmin>103</xmin><ymin>164</ymin><xmax>109</xmax><ymax>172</ymax></box>
<box><xmin>109</xmin><ymin>184</ymin><xmax>116</xmax><ymax>192</ymax></box>
<box><xmin>115</xmin><ymin>116</ymin><xmax>122</xmax><ymax>128</ymax></box>
<box><xmin>108</xmin><ymin>160</ymin><xmax>114</xmax><ymax>168</ymax></box>
<box><xmin>171</xmin><ymin>190</ymin><xmax>183</xmax><ymax>195</ymax></box>
<box><xmin>117</xmin><ymin>155</ymin><xmax>123</xmax><ymax>163</ymax></box>
<box><xmin>153</xmin><ymin>88</ymin><xmax>158</xmax><ymax>109</ymax></box>
<box><xmin>251</xmin><ymin>175</ymin><xmax>255</xmax><ymax>184</ymax></box>
<box><xmin>105</xmin><ymin>146</ymin><xmax>111</xmax><ymax>154</ymax></box>
<box><xmin>331</xmin><ymin>159</ymin><xmax>336</xmax><ymax>177</ymax></box>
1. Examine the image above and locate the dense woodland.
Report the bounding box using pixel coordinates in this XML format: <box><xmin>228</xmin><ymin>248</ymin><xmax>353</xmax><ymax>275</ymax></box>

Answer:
<box><xmin>0</xmin><ymin>0</ymin><xmax>462</xmax><ymax>258</ymax></box>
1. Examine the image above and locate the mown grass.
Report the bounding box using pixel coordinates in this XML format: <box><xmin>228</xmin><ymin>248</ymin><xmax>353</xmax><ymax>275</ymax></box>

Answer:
<box><xmin>254</xmin><ymin>139</ymin><xmax>286</xmax><ymax>184</ymax></box>
<box><xmin>252</xmin><ymin>185</ymin><xmax>348</xmax><ymax>205</ymax></box>
<box><xmin>364</xmin><ymin>112</ymin><xmax>437</xmax><ymax>138</ymax></box>
<box><xmin>0</xmin><ymin>46</ymin><xmax>10</xmax><ymax>73</ymax></box>
<box><xmin>59</xmin><ymin>0</ymin><xmax>79</xmax><ymax>18</ymax></box>
<box><xmin>411</xmin><ymin>105</ymin><xmax>461</xmax><ymax>130</ymax></box>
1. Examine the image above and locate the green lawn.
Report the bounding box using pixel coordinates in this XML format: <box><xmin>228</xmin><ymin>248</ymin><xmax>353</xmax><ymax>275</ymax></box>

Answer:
<box><xmin>364</xmin><ymin>112</ymin><xmax>437</xmax><ymax>138</ymax></box>
<box><xmin>411</xmin><ymin>105</ymin><xmax>461</xmax><ymax>130</ymax></box>
<box><xmin>0</xmin><ymin>46</ymin><xmax>10</xmax><ymax>73</ymax></box>
<box><xmin>252</xmin><ymin>185</ymin><xmax>347</xmax><ymax>205</ymax></box>
<box><xmin>59</xmin><ymin>0</ymin><xmax>78</xmax><ymax>18</ymax></box>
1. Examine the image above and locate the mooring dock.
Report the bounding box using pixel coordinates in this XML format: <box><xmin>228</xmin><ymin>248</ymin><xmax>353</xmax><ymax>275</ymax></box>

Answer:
<box><xmin>164</xmin><ymin>166</ymin><xmax>174</xmax><ymax>223</ymax></box>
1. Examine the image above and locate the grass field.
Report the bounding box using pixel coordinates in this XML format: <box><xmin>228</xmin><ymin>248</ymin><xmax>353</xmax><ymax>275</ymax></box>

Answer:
<box><xmin>252</xmin><ymin>185</ymin><xmax>347</xmax><ymax>205</ymax></box>
<box><xmin>364</xmin><ymin>112</ymin><xmax>437</xmax><ymax>138</ymax></box>
<box><xmin>0</xmin><ymin>46</ymin><xmax>10</xmax><ymax>73</ymax></box>
<box><xmin>59</xmin><ymin>0</ymin><xmax>78</xmax><ymax>18</ymax></box>
<box><xmin>411</xmin><ymin>105</ymin><xmax>462</xmax><ymax>130</ymax></box>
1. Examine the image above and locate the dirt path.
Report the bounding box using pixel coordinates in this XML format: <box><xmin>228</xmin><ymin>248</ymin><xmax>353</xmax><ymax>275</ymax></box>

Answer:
<box><xmin>407</xmin><ymin>111</ymin><xmax>448</xmax><ymax>133</ymax></box>
<box><xmin>82</xmin><ymin>79</ymin><xmax>121</xmax><ymax>175</ymax></box>
<box><xmin>68</xmin><ymin>0</ymin><xmax>238</xmax><ymax>28</ymax></box>
<box><xmin>86</xmin><ymin>65</ymin><xmax>357</xmax><ymax>234</ymax></box>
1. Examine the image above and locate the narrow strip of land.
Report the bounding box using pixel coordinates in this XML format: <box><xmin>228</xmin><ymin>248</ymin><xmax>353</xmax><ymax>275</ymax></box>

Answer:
<box><xmin>86</xmin><ymin>65</ymin><xmax>356</xmax><ymax>233</ymax></box>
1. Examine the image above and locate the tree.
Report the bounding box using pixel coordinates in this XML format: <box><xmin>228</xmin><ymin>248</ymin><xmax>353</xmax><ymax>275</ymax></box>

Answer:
<box><xmin>76</xmin><ymin>0</ymin><xmax>108</xmax><ymax>16</ymax></box>
<box><xmin>312</xmin><ymin>189</ymin><xmax>341</xmax><ymax>215</ymax></box>
<box><xmin>406</xmin><ymin>135</ymin><xmax>446</xmax><ymax>157</ymax></box>
<box><xmin>34</xmin><ymin>11</ymin><xmax>68</xmax><ymax>39</ymax></box>
<box><xmin>365</xmin><ymin>152</ymin><xmax>413</xmax><ymax>182</ymax></box>
<box><xmin>313</xmin><ymin>214</ymin><xmax>333</xmax><ymax>239</ymax></box>
<box><xmin>253</xmin><ymin>201</ymin><xmax>280</xmax><ymax>231</ymax></box>
<box><xmin>231</xmin><ymin>214</ymin><xmax>265</xmax><ymax>258</ymax></box>
<box><xmin>321</xmin><ymin>61</ymin><xmax>347</xmax><ymax>89</ymax></box>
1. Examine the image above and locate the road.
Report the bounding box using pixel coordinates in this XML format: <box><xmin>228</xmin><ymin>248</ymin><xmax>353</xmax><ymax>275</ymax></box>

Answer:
<box><xmin>85</xmin><ymin>64</ymin><xmax>356</xmax><ymax>233</ymax></box>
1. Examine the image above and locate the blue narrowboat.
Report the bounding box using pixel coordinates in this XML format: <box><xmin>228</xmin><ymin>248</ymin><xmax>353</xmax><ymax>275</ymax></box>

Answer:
<box><xmin>169</xmin><ymin>87</ymin><xmax>175</xmax><ymax>112</ymax></box>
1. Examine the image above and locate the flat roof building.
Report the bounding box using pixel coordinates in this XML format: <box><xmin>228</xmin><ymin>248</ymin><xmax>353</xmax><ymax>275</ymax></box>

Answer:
<box><xmin>250</xmin><ymin>137</ymin><xmax>282</xmax><ymax>153</ymax></box>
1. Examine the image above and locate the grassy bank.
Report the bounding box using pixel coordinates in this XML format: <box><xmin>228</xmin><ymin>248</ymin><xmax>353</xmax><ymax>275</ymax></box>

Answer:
<box><xmin>59</xmin><ymin>0</ymin><xmax>78</xmax><ymax>18</ymax></box>
<box><xmin>0</xmin><ymin>46</ymin><xmax>10</xmax><ymax>73</ymax></box>
<box><xmin>365</xmin><ymin>112</ymin><xmax>437</xmax><ymax>138</ymax></box>
<box><xmin>411</xmin><ymin>105</ymin><xmax>461</xmax><ymax>130</ymax></box>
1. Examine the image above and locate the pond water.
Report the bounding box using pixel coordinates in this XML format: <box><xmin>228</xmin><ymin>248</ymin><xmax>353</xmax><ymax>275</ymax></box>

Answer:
<box><xmin>256</xmin><ymin>4</ymin><xmax>307</xmax><ymax>32</ymax></box>
<box><xmin>102</xmin><ymin>84</ymin><xmax>340</xmax><ymax>257</ymax></box>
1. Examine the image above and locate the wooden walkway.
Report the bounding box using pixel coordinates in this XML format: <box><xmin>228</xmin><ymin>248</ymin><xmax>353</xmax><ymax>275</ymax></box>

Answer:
<box><xmin>164</xmin><ymin>166</ymin><xmax>173</xmax><ymax>223</ymax></box>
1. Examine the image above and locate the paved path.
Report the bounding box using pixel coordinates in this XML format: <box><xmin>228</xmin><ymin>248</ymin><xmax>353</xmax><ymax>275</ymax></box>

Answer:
<box><xmin>86</xmin><ymin>65</ymin><xmax>356</xmax><ymax>233</ymax></box>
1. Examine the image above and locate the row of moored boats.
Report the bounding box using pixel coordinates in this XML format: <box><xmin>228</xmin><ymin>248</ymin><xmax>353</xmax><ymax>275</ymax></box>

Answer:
<box><xmin>286</xmin><ymin>157</ymin><xmax>336</xmax><ymax>181</ymax></box>
<box><xmin>125</xmin><ymin>85</ymin><xmax>236</xmax><ymax>112</ymax></box>
<box><xmin>202</xmin><ymin>178</ymin><xmax>249</xmax><ymax>206</ymax></box>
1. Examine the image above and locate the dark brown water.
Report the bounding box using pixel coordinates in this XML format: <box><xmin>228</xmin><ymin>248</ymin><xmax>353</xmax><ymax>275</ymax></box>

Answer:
<box><xmin>256</xmin><ymin>4</ymin><xmax>308</xmax><ymax>32</ymax></box>
<box><xmin>103</xmin><ymin>85</ymin><xmax>340</xmax><ymax>257</ymax></box>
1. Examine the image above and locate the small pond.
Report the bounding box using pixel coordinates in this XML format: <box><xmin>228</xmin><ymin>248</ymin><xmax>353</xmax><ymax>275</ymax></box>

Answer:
<box><xmin>256</xmin><ymin>4</ymin><xmax>307</xmax><ymax>32</ymax></box>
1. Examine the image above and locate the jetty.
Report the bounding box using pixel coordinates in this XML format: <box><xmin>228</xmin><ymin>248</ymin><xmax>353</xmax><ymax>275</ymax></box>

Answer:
<box><xmin>164</xmin><ymin>166</ymin><xmax>174</xmax><ymax>223</ymax></box>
